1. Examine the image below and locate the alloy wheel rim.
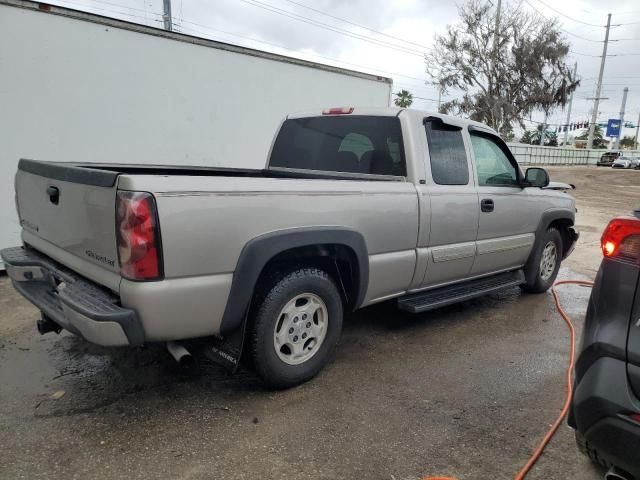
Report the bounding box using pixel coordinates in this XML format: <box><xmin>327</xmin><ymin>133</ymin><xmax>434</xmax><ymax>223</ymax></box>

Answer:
<box><xmin>539</xmin><ymin>241</ymin><xmax>557</xmax><ymax>281</ymax></box>
<box><xmin>273</xmin><ymin>293</ymin><xmax>328</xmax><ymax>365</ymax></box>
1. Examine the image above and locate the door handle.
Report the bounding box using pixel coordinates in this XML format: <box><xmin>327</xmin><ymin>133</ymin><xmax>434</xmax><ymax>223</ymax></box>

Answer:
<box><xmin>481</xmin><ymin>198</ymin><xmax>494</xmax><ymax>212</ymax></box>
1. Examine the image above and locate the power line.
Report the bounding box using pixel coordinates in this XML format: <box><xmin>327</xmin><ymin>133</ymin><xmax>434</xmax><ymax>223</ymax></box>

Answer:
<box><xmin>177</xmin><ymin>20</ymin><xmax>428</xmax><ymax>83</ymax></box>
<box><xmin>51</xmin><ymin>0</ymin><xmax>432</xmax><ymax>85</ymax></box>
<box><xmin>278</xmin><ymin>0</ymin><xmax>427</xmax><ymax>50</ymax></box>
<box><xmin>49</xmin><ymin>0</ymin><xmax>436</xmax><ymax>91</ymax></box>
<box><xmin>522</xmin><ymin>0</ymin><xmax>604</xmax><ymax>42</ymax></box>
<box><xmin>560</xmin><ymin>29</ymin><xmax>603</xmax><ymax>43</ymax></box>
<box><xmin>569</xmin><ymin>50</ymin><xmax>601</xmax><ymax>57</ymax></box>
<box><xmin>236</xmin><ymin>0</ymin><xmax>424</xmax><ymax>57</ymax></box>
<box><xmin>529</xmin><ymin>0</ymin><xmax>605</xmax><ymax>27</ymax></box>
<box><xmin>56</xmin><ymin>0</ymin><xmax>425</xmax><ymax>57</ymax></box>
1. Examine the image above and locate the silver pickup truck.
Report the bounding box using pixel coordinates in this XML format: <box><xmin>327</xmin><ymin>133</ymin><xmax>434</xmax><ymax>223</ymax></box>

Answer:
<box><xmin>2</xmin><ymin>107</ymin><xmax>578</xmax><ymax>388</ymax></box>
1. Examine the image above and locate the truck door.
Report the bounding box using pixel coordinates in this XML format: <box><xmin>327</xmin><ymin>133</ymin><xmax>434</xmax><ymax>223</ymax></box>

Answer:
<box><xmin>468</xmin><ymin>131</ymin><xmax>537</xmax><ymax>276</ymax></box>
<box><xmin>418</xmin><ymin>117</ymin><xmax>479</xmax><ymax>288</ymax></box>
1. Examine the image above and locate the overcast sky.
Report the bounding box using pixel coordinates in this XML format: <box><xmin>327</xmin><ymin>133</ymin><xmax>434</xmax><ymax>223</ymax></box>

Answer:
<box><xmin>49</xmin><ymin>0</ymin><xmax>640</xmax><ymax>136</ymax></box>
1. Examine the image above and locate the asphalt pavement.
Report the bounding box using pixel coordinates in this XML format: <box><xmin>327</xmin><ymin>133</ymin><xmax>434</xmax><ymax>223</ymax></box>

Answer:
<box><xmin>0</xmin><ymin>267</ymin><xmax>602</xmax><ymax>480</ymax></box>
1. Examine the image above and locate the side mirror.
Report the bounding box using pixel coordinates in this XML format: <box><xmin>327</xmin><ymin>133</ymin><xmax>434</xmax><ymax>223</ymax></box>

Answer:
<box><xmin>525</xmin><ymin>167</ymin><xmax>549</xmax><ymax>188</ymax></box>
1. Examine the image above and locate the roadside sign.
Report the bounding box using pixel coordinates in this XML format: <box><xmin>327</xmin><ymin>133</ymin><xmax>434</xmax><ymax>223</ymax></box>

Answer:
<box><xmin>606</xmin><ymin>119</ymin><xmax>621</xmax><ymax>137</ymax></box>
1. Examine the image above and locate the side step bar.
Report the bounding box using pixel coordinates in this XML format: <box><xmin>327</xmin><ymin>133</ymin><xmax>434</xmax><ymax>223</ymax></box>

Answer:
<box><xmin>398</xmin><ymin>270</ymin><xmax>525</xmax><ymax>314</ymax></box>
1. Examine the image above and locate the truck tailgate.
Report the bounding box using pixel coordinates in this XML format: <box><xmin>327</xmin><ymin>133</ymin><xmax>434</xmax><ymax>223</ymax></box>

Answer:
<box><xmin>15</xmin><ymin>159</ymin><xmax>121</xmax><ymax>279</ymax></box>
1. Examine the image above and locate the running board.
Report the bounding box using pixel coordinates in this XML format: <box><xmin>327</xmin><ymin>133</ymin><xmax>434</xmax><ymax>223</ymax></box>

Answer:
<box><xmin>398</xmin><ymin>270</ymin><xmax>525</xmax><ymax>314</ymax></box>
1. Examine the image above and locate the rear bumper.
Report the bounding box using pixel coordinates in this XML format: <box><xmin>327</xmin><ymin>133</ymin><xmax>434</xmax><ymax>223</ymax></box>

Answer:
<box><xmin>570</xmin><ymin>356</ymin><xmax>640</xmax><ymax>477</ymax></box>
<box><xmin>1</xmin><ymin>246</ymin><xmax>144</xmax><ymax>346</ymax></box>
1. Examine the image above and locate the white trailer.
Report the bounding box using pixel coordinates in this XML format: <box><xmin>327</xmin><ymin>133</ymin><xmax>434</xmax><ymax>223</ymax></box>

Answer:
<box><xmin>0</xmin><ymin>0</ymin><xmax>392</xmax><ymax>268</ymax></box>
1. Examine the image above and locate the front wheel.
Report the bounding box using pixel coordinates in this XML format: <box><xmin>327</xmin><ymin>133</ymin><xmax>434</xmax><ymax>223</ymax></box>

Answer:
<box><xmin>522</xmin><ymin>228</ymin><xmax>563</xmax><ymax>293</ymax></box>
<box><xmin>250</xmin><ymin>267</ymin><xmax>343</xmax><ymax>389</ymax></box>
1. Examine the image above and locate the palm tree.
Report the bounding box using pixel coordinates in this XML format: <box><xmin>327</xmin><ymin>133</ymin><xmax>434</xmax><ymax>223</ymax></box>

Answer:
<box><xmin>519</xmin><ymin>125</ymin><xmax>558</xmax><ymax>147</ymax></box>
<box><xmin>394</xmin><ymin>89</ymin><xmax>413</xmax><ymax>108</ymax></box>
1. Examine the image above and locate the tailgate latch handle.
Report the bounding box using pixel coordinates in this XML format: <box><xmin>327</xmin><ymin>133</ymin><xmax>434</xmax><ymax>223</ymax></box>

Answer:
<box><xmin>46</xmin><ymin>186</ymin><xmax>60</xmax><ymax>205</ymax></box>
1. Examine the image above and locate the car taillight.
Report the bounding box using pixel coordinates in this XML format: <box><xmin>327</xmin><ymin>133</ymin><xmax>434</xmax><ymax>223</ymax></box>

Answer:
<box><xmin>601</xmin><ymin>216</ymin><xmax>640</xmax><ymax>263</ymax></box>
<box><xmin>116</xmin><ymin>191</ymin><xmax>163</xmax><ymax>280</ymax></box>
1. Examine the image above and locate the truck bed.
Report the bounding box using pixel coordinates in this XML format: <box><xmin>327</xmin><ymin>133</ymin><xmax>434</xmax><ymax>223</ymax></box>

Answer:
<box><xmin>19</xmin><ymin>159</ymin><xmax>400</xmax><ymax>186</ymax></box>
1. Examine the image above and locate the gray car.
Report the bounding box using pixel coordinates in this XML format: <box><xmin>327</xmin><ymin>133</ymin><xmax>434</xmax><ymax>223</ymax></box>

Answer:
<box><xmin>1</xmin><ymin>107</ymin><xmax>579</xmax><ymax>387</ymax></box>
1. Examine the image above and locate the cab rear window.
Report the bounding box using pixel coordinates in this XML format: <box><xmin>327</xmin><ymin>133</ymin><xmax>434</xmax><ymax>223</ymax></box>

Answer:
<box><xmin>269</xmin><ymin>116</ymin><xmax>406</xmax><ymax>176</ymax></box>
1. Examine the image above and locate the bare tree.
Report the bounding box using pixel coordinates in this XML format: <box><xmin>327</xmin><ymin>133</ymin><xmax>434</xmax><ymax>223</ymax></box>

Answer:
<box><xmin>426</xmin><ymin>0</ymin><xmax>578</xmax><ymax>137</ymax></box>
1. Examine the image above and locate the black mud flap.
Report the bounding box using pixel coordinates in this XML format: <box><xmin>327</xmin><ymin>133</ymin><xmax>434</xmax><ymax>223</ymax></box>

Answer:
<box><xmin>193</xmin><ymin>311</ymin><xmax>249</xmax><ymax>374</ymax></box>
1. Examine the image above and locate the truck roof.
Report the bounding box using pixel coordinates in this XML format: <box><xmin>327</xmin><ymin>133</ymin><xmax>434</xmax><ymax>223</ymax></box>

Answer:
<box><xmin>287</xmin><ymin>107</ymin><xmax>499</xmax><ymax>135</ymax></box>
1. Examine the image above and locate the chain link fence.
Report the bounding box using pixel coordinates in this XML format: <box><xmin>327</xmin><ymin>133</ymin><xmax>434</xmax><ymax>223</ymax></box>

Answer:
<box><xmin>506</xmin><ymin>143</ymin><xmax>640</xmax><ymax>166</ymax></box>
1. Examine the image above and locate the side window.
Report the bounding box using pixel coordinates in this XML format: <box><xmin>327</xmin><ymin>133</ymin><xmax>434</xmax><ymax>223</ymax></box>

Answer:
<box><xmin>470</xmin><ymin>134</ymin><xmax>519</xmax><ymax>186</ymax></box>
<box><xmin>424</xmin><ymin>120</ymin><xmax>469</xmax><ymax>185</ymax></box>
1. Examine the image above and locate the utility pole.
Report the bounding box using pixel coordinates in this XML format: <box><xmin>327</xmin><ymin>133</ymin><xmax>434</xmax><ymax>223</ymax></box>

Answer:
<box><xmin>636</xmin><ymin>113</ymin><xmax>640</xmax><ymax>150</ymax></box>
<box><xmin>614</xmin><ymin>87</ymin><xmax>629</xmax><ymax>150</ymax></box>
<box><xmin>437</xmin><ymin>88</ymin><xmax>442</xmax><ymax>113</ymax></box>
<box><xmin>163</xmin><ymin>0</ymin><xmax>172</xmax><ymax>31</ymax></box>
<box><xmin>539</xmin><ymin>112</ymin><xmax>548</xmax><ymax>146</ymax></box>
<box><xmin>563</xmin><ymin>62</ymin><xmax>578</xmax><ymax>147</ymax></box>
<box><xmin>587</xmin><ymin>13</ymin><xmax>612</xmax><ymax>149</ymax></box>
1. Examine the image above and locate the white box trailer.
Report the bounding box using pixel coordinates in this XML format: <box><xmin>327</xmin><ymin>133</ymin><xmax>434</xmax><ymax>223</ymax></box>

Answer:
<box><xmin>0</xmin><ymin>0</ymin><xmax>392</xmax><ymax>268</ymax></box>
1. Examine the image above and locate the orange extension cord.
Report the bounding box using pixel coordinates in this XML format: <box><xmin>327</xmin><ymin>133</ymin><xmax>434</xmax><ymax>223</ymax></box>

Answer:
<box><xmin>424</xmin><ymin>279</ymin><xmax>594</xmax><ymax>480</ymax></box>
<box><xmin>513</xmin><ymin>279</ymin><xmax>594</xmax><ymax>480</ymax></box>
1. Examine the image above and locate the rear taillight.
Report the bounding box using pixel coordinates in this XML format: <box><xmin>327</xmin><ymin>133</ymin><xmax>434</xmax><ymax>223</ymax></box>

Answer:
<box><xmin>116</xmin><ymin>191</ymin><xmax>162</xmax><ymax>280</ymax></box>
<box><xmin>601</xmin><ymin>216</ymin><xmax>640</xmax><ymax>263</ymax></box>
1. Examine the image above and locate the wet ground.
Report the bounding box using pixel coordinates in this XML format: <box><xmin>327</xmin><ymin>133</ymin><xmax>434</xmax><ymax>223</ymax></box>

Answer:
<box><xmin>1</xmin><ymin>166</ymin><xmax>638</xmax><ymax>479</ymax></box>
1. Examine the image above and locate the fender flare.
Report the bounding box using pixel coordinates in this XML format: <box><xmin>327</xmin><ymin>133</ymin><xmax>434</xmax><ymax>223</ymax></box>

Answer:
<box><xmin>219</xmin><ymin>227</ymin><xmax>369</xmax><ymax>336</ymax></box>
<box><xmin>523</xmin><ymin>208</ymin><xmax>575</xmax><ymax>284</ymax></box>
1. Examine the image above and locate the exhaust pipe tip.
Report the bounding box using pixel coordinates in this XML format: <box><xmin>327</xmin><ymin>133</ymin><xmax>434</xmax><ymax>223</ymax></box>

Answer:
<box><xmin>166</xmin><ymin>341</ymin><xmax>194</xmax><ymax>368</ymax></box>
<box><xmin>605</xmin><ymin>466</ymin><xmax>634</xmax><ymax>480</ymax></box>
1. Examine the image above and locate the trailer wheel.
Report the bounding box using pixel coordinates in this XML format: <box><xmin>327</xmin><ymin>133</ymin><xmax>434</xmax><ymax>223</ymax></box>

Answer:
<box><xmin>250</xmin><ymin>267</ymin><xmax>343</xmax><ymax>389</ymax></box>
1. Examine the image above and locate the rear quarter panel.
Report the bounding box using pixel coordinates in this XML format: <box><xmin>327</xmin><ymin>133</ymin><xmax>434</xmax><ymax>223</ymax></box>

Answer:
<box><xmin>118</xmin><ymin>174</ymin><xmax>420</xmax><ymax>305</ymax></box>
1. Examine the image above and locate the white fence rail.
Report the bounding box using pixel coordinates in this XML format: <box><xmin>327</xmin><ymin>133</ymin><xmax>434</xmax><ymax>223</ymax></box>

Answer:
<box><xmin>506</xmin><ymin>143</ymin><xmax>640</xmax><ymax>166</ymax></box>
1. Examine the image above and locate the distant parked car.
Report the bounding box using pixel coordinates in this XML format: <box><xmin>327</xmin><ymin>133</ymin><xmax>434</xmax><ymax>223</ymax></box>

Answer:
<box><xmin>612</xmin><ymin>157</ymin><xmax>640</xmax><ymax>169</ymax></box>
<box><xmin>598</xmin><ymin>151</ymin><xmax>622</xmax><ymax>167</ymax></box>
<box><xmin>569</xmin><ymin>213</ymin><xmax>640</xmax><ymax>479</ymax></box>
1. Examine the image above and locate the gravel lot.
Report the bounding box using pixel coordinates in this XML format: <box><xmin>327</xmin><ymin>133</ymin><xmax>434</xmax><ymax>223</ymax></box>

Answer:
<box><xmin>1</xmin><ymin>165</ymin><xmax>638</xmax><ymax>480</ymax></box>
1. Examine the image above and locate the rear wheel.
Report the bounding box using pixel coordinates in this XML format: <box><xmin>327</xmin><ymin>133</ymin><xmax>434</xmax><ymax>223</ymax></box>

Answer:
<box><xmin>250</xmin><ymin>267</ymin><xmax>343</xmax><ymax>389</ymax></box>
<box><xmin>522</xmin><ymin>228</ymin><xmax>563</xmax><ymax>293</ymax></box>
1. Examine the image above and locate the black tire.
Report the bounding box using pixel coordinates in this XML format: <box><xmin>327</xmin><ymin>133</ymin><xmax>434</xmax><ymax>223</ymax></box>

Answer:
<box><xmin>522</xmin><ymin>228</ymin><xmax>563</xmax><ymax>293</ymax></box>
<box><xmin>250</xmin><ymin>267</ymin><xmax>343</xmax><ymax>389</ymax></box>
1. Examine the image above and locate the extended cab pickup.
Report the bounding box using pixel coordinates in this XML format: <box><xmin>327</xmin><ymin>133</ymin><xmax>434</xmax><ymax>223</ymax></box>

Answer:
<box><xmin>2</xmin><ymin>108</ymin><xmax>578</xmax><ymax>387</ymax></box>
